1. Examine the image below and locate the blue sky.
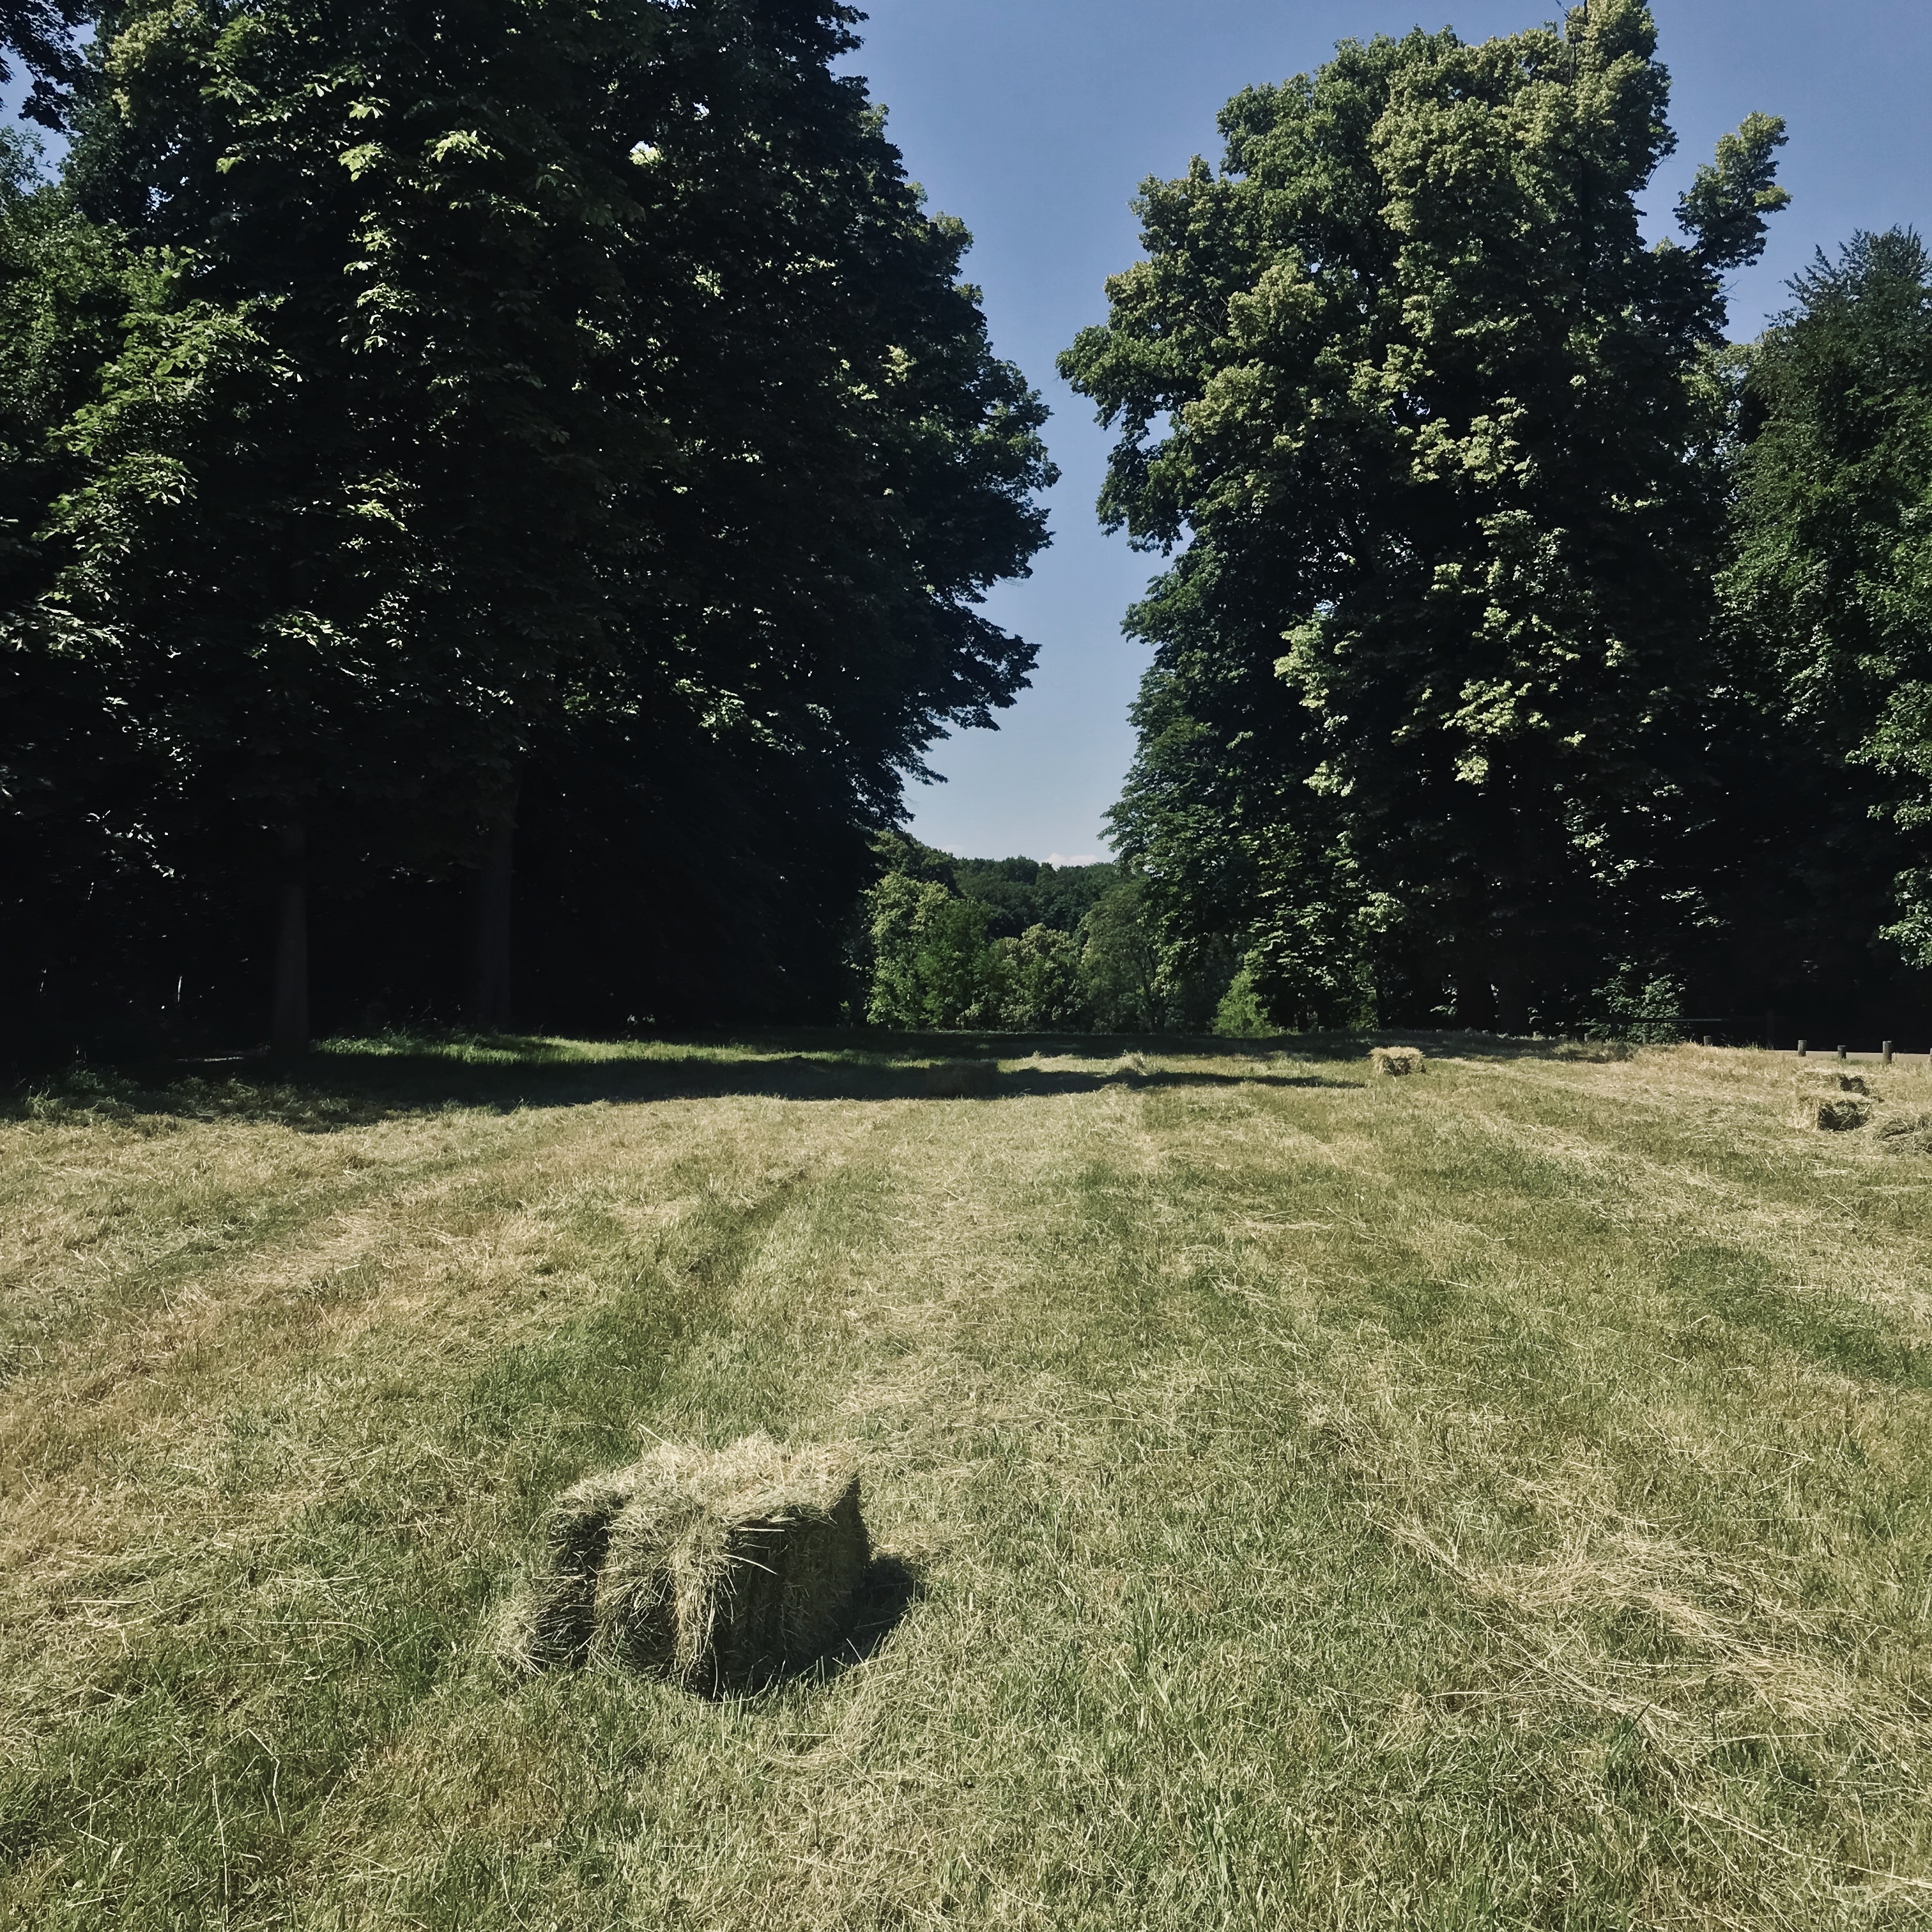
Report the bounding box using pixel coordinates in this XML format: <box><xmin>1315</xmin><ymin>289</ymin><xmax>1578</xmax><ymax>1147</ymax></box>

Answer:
<box><xmin>840</xmin><ymin>1</ymin><xmax>1932</xmax><ymax>864</ymax></box>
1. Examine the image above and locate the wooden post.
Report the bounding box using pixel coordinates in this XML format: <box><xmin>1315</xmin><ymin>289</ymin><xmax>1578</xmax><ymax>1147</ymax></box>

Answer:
<box><xmin>1883</xmin><ymin>1039</ymin><xmax>1894</xmax><ymax>1066</ymax></box>
<box><xmin>1837</xmin><ymin>1045</ymin><xmax>1848</xmax><ymax>1062</ymax></box>
<box><xmin>1797</xmin><ymin>1039</ymin><xmax>1807</xmax><ymax>1057</ymax></box>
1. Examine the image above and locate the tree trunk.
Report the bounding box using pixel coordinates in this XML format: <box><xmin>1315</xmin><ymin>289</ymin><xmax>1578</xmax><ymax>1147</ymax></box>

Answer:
<box><xmin>469</xmin><ymin>783</ymin><xmax>521</xmax><ymax>1031</ymax></box>
<box><xmin>1492</xmin><ymin>966</ymin><xmax>1528</xmax><ymax>1036</ymax></box>
<box><xmin>1453</xmin><ymin>940</ymin><xmax>1496</xmax><ymax>1031</ymax></box>
<box><xmin>272</xmin><ymin>823</ymin><xmax>309</xmax><ymax>1053</ymax></box>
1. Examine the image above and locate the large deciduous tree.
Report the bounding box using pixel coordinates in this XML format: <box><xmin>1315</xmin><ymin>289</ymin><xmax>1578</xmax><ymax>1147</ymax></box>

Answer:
<box><xmin>1062</xmin><ymin>1</ymin><xmax>1786</xmax><ymax>1031</ymax></box>
<box><xmin>1722</xmin><ymin>230</ymin><xmax>1932</xmax><ymax>987</ymax></box>
<box><xmin>5</xmin><ymin>0</ymin><xmax>1052</xmax><ymax>1057</ymax></box>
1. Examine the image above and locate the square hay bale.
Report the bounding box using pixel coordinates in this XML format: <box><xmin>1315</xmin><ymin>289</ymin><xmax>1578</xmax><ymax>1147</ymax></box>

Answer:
<box><xmin>504</xmin><ymin>1436</ymin><xmax>869</xmax><ymax>1690</ymax></box>
<box><xmin>923</xmin><ymin>1059</ymin><xmax>999</xmax><ymax>1098</ymax></box>
<box><xmin>1798</xmin><ymin>1095</ymin><xmax>1872</xmax><ymax>1133</ymax></box>
<box><xmin>1370</xmin><ymin>1046</ymin><xmax>1425</xmax><ymax>1077</ymax></box>
<box><xmin>1794</xmin><ymin>1068</ymin><xmax>1871</xmax><ymax>1096</ymax></box>
<box><xmin>1877</xmin><ymin>1109</ymin><xmax>1932</xmax><ymax>1155</ymax></box>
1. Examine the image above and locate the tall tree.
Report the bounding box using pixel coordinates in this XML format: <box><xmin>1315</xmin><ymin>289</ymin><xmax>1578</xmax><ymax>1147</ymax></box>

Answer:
<box><xmin>0</xmin><ymin>0</ymin><xmax>88</xmax><ymax>126</ymax></box>
<box><xmin>7</xmin><ymin>0</ymin><xmax>1052</xmax><ymax>1055</ymax></box>
<box><xmin>1064</xmin><ymin>2</ymin><xmax>1786</xmax><ymax>1031</ymax></box>
<box><xmin>1722</xmin><ymin>230</ymin><xmax>1932</xmax><ymax>986</ymax></box>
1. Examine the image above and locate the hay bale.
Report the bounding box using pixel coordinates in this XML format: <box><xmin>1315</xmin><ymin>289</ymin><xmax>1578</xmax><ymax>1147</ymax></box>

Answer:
<box><xmin>1798</xmin><ymin>1095</ymin><xmax>1872</xmax><ymax>1132</ymax></box>
<box><xmin>505</xmin><ymin>1436</ymin><xmax>869</xmax><ymax>1690</ymax></box>
<box><xmin>1369</xmin><ymin>1046</ymin><xmax>1425</xmax><ymax>1077</ymax></box>
<box><xmin>923</xmin><ymin>1059</ymin><xmax>999</xmax><ymax>1098</ymax></box>
<box><xmin>1876</xmin><ymin>1110</ymin><xmax>1932</xmax><ymax>1155</ymax></box>
<box><xmin>1794</xmin><ymin>1068</ymin><xmax>1870</xmax><ymax>1096</ymax></box>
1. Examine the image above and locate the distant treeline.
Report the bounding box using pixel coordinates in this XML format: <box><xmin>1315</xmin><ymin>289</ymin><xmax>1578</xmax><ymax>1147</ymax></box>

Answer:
<box><xmin>854</xmin><ymin>834</ymin><xmax>1266</xmax><ymax>1034</ymax></box>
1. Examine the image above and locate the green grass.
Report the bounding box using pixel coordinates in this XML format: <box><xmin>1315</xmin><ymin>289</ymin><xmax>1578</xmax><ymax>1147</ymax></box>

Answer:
<box><xmin>3</xmin><ymin>1033</ymin><xmax>1931</xmax><ymax>1928</ymax></box>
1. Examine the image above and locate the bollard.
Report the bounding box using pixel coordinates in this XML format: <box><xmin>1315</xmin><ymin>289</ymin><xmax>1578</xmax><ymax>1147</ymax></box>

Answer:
<box><xmin>1797</xmin><ymin>1039</ymin><xmax>1807</xmax><ymax>1057</ymax></box>
<box><xmin>1884</xmin><ymin>1039</ymin><xmax>1894</xmax><ymax>1066</ymax></box>
<box><xmin>1702</xmin><ymin>1033</ymin><xmax>1713</xmax><ymax>1047</ymax></box>
<box><xmin>1837</xmin><ymin>1045</ymin><xmax>1848</xmax><ymax>1062</ymax></box>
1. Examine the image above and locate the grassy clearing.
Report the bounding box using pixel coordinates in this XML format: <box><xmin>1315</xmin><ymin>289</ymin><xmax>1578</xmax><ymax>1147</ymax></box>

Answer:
<box><xmin>3</xmin><ymin>1033</ymin><xmax>1931</xmax><ymax>1929</ymax></box>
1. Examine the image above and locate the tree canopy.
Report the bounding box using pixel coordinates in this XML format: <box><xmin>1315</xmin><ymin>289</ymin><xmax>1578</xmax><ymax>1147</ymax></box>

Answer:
<box><xmin>1722</xmin><ymin>229</ymin><xmax>1932</xmax><ymax>977</ymax></box>
<box><xmin>3</xmin><ymin>0</ymin><xmax>1054</xmax><ymax>1062</ymax></box>
<box><xmin>1063</xmin><ymin>1</ymin><xmax>1791</xmax><ymax>1032</ymax></box>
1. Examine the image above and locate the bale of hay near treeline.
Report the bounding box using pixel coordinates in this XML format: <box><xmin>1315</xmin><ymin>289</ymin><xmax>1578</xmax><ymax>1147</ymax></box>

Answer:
<box><xmin>502</xmin><ymin>1435</ymin><xmax>869</xmax><ymax>1691</ymax></box>
<box><xmin>1370</xmin><ymin>1046</ymin><xmax>1425</xmax><ymax>1077</ymax></box>
<box><xmin>923</xmin><ymin>1059</ymin><xmax>1000</xmax><ymax>1099</ymax></box>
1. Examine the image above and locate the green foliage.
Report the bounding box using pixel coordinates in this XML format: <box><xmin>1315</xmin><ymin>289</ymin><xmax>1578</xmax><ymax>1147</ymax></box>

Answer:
<box><xmin>995</xmin><ymin>924</ymin><xmax>1087</xmax><ymax>1029</ymax></box>
<box><xmin>1723</xmin><ymin>229</ymin><xmax>1932</xmax><ymax>970</ymax></box>
<box><xmin>1588</xmin><ymin>960</ymin><xmax>1687</xmax><ymax>1045</ymax></box>
<box><xmin>1078</xmin><ymin>878</ymin><xmax>1163</xmax><ymax>1031</ymax></box>
<box><xmin>862</xmin><ymin>840</ymin><xmax>1215</xmax><ymax>1033</ymax></box>
<box><xmin>2</xmin><ymin>0</ymin><xmax>1055</xmax><ymax>1057</ymax></box>
<box><xmin>1064</xmin><ymin>4</ymin><xmax>1787</xmax><ymax>1034</ymax></box>
<box><xmin>0</xmin><ymin>0</ymin><xmax>88</xmax><ymax>126</ymax></box>
<box><xmin>951</xmin><ymin>854</ymin><xmax>1121</xmax><ymax>937</ymax></box>
<box><xmin>1211</xmin><ymin>965</ymin><xmax>1271</xmax><ymax>1038</ymax></box>
<box><xmin>864</xmin><ymin>875</ymin><xmax>1006</xmax><ymax>1029</ymax></box>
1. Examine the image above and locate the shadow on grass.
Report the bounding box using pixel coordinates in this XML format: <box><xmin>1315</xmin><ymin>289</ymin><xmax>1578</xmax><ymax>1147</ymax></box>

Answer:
<box><xmin>4</xmin><ymin>1027</ymin><xmax>1626</xmax><ymax>1129</ymax></box>
<box><xmin>779</xmin><ymin>1552</ymin><xmax>927</xmax><ymax>1696</ymax></box>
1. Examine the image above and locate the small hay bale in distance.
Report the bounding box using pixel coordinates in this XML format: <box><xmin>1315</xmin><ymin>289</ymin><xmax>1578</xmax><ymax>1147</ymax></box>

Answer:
<box><xmin>1795</xmin><ymin>1068</ymin><xmax>1870</xmax><ymax>1096</ymax></box>
<box><xmin>923</xmin><ymin>1059</ymin><xmax>999</xmax><ymax>1099</ymax></box>
<box><xmin>1370</xmin><ymin>1046</ymin><xmax>1425</xmax><ymax>1077</ymax></box>
<box><xmin>505</xmin><ymin>1435</ymin><xmax>869</xmax><ymax>1690</ymax></box>
<box><xmin>1798</xmin><ymin>1095</ymin><xmax>1872</xmax><ymax>1133</ymax></box>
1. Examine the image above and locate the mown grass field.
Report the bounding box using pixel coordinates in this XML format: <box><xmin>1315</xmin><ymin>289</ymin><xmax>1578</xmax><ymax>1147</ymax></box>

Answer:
<box><xmin>4</xmin><ymin>1033</ymin><xmax>1931</xmax><ymax>1929</ymax></box>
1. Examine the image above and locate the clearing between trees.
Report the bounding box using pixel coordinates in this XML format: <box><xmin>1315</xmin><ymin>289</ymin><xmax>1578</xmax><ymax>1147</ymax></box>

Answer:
<box><xmin>3</xmin><ymin>1034</ymin><xmax>1929</xmax><ymax>1928</ymax></box>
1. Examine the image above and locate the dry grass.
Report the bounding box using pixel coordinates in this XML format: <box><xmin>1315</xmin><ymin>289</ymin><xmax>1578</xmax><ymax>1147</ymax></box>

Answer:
<box><xmin>922</xmin><ymin>1059</ymin><xmax>1000</xmax><ymax>1098</ymax></box>
<box><xmin>2</xmin><ymin>1032</ymin><xmax>1930</xmax><ymax>1928</ymax></box>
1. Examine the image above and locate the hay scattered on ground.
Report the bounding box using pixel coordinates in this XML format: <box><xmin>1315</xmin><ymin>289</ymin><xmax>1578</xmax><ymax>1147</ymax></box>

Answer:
<box><xmin>502</xmin><ymin>1435</ymin><xmax>870</xmax><ymax>1690</ymax></box>
<box><xmin>1549</xmin><ymin>1039</ymin><xmax>1635</xmax><ymax>1062</ymax></box>
<box><xmin>1370</xmin><ymin>1046</ymin><xmax>1425</xmax><ymax>1077</ymax></box>
<box><xmin>1111</xmin><ymin>1052</ymin><xmax>1149</xmax><ymax>1083</ymax></box>
<box><xmin>923</xmin><ymin>1060</ymin><xmax>1000</xmax><ymax>1099</ymax></box>
<box><xmin>1797</xmin><ymin>1095</ymin><xmax>1872</xmax><ymax>1133</ymax></box>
